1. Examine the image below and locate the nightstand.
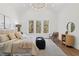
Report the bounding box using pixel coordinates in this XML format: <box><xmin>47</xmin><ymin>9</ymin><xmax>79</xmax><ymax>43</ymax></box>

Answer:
<box><xmin>62</xmin><ymin>34</ymin><xmax>74</xmax><ymax>47</ymax></box>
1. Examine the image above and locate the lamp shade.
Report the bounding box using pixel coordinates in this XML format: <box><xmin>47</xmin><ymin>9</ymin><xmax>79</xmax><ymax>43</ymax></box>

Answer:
<box><xmin>16</xmin><ymin>24</ymin><xmax>21</xmax><ymax>27</ymax></box>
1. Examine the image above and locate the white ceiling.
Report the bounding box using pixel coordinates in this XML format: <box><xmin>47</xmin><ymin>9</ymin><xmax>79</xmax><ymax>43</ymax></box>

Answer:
<box><xmin>0</xmin><ymin>3</ymin><xmax>66</xmax><ymax>16</ymax></box>
<box><xmin>0</xmin><ymin>3</ymin><xmax>79</xmax><ymax>18</ymax></box>
<box><xmin>12</xmin><ymin>3</ymin><xmax>66</xmax><ymax>14</ymax></box>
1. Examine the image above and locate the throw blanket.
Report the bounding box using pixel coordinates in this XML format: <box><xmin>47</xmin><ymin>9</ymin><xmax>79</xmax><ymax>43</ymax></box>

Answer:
<box><xmin>2</xmin><ymin>39</ymin><xmax>32</xmax><ymax>53</ymax></box>
<box><xmin>12</xmin><ymin>39</ymin><xmax>32</xmax><ymax>53</ymax></box>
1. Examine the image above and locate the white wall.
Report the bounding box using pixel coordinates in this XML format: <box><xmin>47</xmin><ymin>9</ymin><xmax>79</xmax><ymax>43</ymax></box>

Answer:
<box><xmin>58</xmin><ymin>4</ymin><xmax>79</xmax><ymax>50</ymax></box>
<box><xmin>19</xmin><ymin>8</ymin><xmax>57</xmax><ymax>38</ymax></box>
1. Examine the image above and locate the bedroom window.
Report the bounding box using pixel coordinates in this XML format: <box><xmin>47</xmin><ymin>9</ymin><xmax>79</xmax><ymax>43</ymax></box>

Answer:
<box><xmin>0</xmin><ymin>15</ymin><xmax>11</xmax><ymax>29</ymax></box>
<box><xmin>0</xmin><ymin>15</ymin><xmax>4</xmax><ymax>29</ymax></box>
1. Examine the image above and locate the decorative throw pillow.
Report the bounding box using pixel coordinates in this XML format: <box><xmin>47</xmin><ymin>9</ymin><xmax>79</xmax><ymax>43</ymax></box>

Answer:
<box><xmin>15</xmin><ymin>32</ymin><xmax>22</xmax><ymax>39</ymax></box>
<box><xmin>0</xmin><ymin>34</ymin><xmax>9</xmax><ymax>43</ymax></box>
<box><xmin>8</xmin><ymin>32</ymin><xmax>17</xmax><ymax>40</ymax></box>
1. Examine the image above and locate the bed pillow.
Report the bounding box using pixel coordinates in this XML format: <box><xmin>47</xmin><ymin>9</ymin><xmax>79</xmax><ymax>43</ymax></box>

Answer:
<box><xmin>0</xmin><ymin>34</ymin><xmax>9</xmax><ymax>43</ymax></box>
<box><xmin>8</xmin><ymin>32</ymin><xmax>17</xmax><ymax>40</ymax></box>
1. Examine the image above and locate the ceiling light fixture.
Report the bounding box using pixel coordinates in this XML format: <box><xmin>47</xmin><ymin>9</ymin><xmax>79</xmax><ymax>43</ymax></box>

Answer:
<box><xmin>31</xmin><ymin>3</ymin><xmax>46</xmax><ymax>10</ymax></box>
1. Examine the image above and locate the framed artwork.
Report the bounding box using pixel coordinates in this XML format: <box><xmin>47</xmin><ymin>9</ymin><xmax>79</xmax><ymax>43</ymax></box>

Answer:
<box><xmin>29</xmin><ymin>20</ymin><xmax>34</xmax><ymax>33</ymax></box>
<box><xmin>36</xmin><ymin>20</ymin><xmax>41</xmax><ymax>33</ymax></box>
<box><xmin>43</xmin><ymin>20</ymin><xmax>49</xmax><ymax>33</ymax></box>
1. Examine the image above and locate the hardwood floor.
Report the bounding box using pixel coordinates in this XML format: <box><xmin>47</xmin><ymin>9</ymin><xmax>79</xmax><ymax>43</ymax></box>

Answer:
<box><xmin>52</xmin><ymin>39</ymin><xmax>79</xmax><ymax>56</ymax></box>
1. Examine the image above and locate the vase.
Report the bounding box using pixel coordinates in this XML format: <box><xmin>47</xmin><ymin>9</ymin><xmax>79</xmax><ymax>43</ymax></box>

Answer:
<box><xmin>36</xmin><ymin>37</ymin><xmax>46</xmax><ymax>50</ymax></box>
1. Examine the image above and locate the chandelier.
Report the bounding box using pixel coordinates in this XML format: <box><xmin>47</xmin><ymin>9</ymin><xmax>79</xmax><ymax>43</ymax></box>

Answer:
<box><xmin>31</xmin><ymin>3</ymin><xmax>46</xmax><ymax>10</ymax></box>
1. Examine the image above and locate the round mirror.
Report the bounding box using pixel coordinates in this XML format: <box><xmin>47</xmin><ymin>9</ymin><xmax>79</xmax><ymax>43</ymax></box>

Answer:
<box><xmin>67</xmin><ymin>22</ymin><xmax>75</xmax><ymax>32</ymax></box>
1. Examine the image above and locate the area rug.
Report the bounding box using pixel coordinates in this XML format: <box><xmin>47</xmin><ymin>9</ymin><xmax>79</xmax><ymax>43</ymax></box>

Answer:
<box><xmin>39</xmin><ymin>39</ymin><xmax>66</xmax><ymax>56</ymax></box>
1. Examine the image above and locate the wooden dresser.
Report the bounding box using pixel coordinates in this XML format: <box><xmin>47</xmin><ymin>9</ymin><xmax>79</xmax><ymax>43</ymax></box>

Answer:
<box><xmin>62</xmin><ymin>34</ymin><xmax>74</xmax><ymax>47</ymax></box>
